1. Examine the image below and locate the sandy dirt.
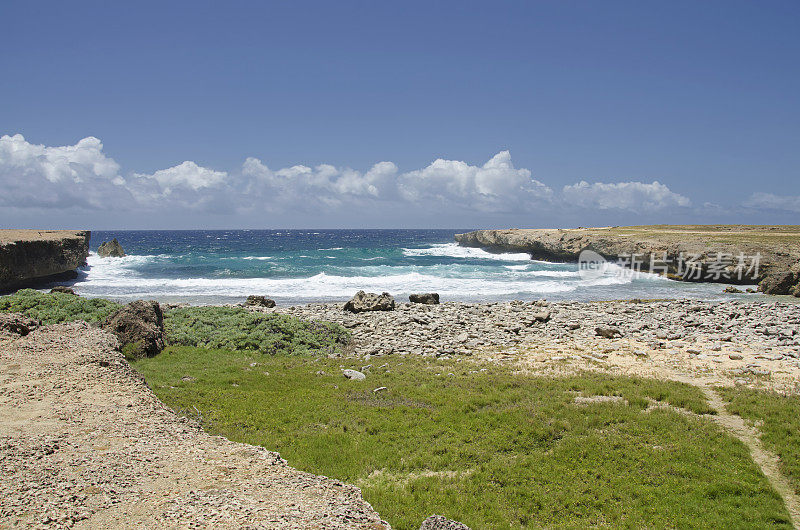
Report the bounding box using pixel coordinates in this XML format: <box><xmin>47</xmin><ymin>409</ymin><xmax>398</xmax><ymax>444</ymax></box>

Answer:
<box><xmin>0</xmin><ymin>321</ymin><xmax>388</xmax><ymax>529</ymax></box>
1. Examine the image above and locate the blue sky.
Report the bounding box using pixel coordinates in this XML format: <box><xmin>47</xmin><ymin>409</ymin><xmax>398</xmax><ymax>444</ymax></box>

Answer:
<box><xmin>1</xmin><ymin>0</ymin><xmax>799</xmax><ymax>228</ymax></box>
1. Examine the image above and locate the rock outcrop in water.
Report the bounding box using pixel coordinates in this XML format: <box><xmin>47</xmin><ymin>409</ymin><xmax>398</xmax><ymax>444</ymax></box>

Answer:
<box><xmin>455</xmin><ymin>226</ymin><xmax>800</xmax><ymax>296</ymax></box>
<box><xmin>0</xmin><ymin>230</ymin><xmax>90</xmax><ymax>292</ymax></box>
<box><xmin>97</xmin><ymin>238</ymin><xmax>125</xmax><ymax>257</ymax></box>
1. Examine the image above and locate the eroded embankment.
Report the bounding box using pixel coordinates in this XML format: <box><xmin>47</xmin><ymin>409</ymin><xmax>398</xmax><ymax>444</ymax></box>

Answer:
<box><xmin>0</xmin><ymin>321</ymin><xmax>388</xmax><ymax>529</ymax></box>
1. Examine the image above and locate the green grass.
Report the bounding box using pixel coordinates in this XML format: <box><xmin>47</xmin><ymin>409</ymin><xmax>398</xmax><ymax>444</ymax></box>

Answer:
<box><xmin>134</xmin><ymin>348</ymin><xmax>792</xmax><ymax>529</ymax></box>
<box><xmin>0</xmin><ymin>288</ymin><xmax>121</xmax><ymax>323</ymax></box>
<box><xmin>719</xmin><ymin>386</ymin><xmax>800</xmax><ymax>495</ymax></box>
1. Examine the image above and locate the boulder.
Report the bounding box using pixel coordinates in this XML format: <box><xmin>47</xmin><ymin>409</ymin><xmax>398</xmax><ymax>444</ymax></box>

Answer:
<box><xmin>595</xmin><ymin>326</ymin><xmax>622</xmax><ymax>339</ymax></box>
<box><xmin>101</xmin><ymin>300</ymin><xmax>165</xmax><ymax>359</ymax></box>
<box><xmin>97</xmin><ymin>238</ymin><xmax>126</xmax><ymax>258</ymax></box>
<box><xmin>420</xmin><ymin>515</ymin><xmax>471</xmax><ymax>530</ymax></box>
<box><xmin>758</xmin><ymin>269</ymin><xmax>799</xmax><ymax>295</ymax></box>
<box><xmin>342</xmin><ymin>369</ymin><xmax>366</xmax><ymax>381</ymax></box>
<box><xmin>343</xmin><ymin>291</ymin><xmax>395</xmax><ymax>313</ymax></box>
<box><xmin>50</xmin><ymin>286</ymin><xmax>77</xmax><ymax>295</ymax></box>
<box><xmin>0</xmin><ymin>313</ymin><xmax>38</xmax><ymax>336</ymax></box>
<box><xmin>245</xmin><ymin>295</ymin><xmax>276</xmax><ymax>308</ymax></box>
<box><xmin>409</xmin><ymin>293</ymin><xmax>440</xmax><ymax>305</ymax></box>
<box><xmin>723</xmin><ymin>286</ymin><xmax>743</xmax><ymax>294</ymax></box>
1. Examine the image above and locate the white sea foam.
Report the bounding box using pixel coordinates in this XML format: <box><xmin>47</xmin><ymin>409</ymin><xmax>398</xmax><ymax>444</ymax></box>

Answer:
<box><xmin>403</xmin><ymin>243</ymin><xmax>532</xmax><ymax>262</ymax></box>
<box><xmin>241</xmin><ymin>256</ymin><xmax>273</xmax><ymax>260</ymax></box>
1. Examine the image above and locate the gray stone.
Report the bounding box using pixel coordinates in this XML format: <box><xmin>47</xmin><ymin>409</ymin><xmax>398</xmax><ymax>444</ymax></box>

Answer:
<box><xmin>49</xmin><ymin>286</ymin><xmax>77</xmax><ymax>295</ymax></box>
<box><xmin>420</xmin><ymin>515</ymin><xmax>471</xmax><ymax>530</ymax></box>
<box><xmin>342</xmin><ymin>369</ymin><xmax>366</xmax><ymax>381</ymax></box>
<box><xmin>595</xmin><ymin>327</ymin><xmax>622</xmax><ymax>339</ymax></box>
<box><xmin>0</xmin><ymin>313</ymin><xmax>38</xmax><ymax>336</ymax></box>
<box><xmin>344</xmin><ymin>291</ymin><xmax>395</xmax><ymax>313</ymax></box>
<box><xmin>245</xmin><ymin>295</ymin><xmax>276</xmax><ymax>308</ymax></box>
<box><xmin>409</xmin><ymin>293</ymin><xmax>440</xmax><ymax>305</ymax></box>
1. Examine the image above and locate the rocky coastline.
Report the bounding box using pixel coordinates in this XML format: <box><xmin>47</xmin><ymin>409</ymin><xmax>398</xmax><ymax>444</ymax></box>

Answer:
<box><xmin>0</xmin><ymin>230</ymin><xmax>90</xmax><ymax>293</ymax></box>
<box><xmin>454</xmin><ymin>225</ymin><xmax>800</xmax><ymax>296</ymax></box>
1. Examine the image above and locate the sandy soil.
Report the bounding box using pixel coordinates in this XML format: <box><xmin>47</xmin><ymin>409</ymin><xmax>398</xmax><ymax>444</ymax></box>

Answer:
<box><xmin>0</xmin><ymin>321</ymin><xmax>388</xmax><ymax>529</ymax></box>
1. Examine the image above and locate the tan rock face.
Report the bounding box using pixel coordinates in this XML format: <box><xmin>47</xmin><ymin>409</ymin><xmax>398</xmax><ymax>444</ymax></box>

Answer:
<box><xmin>0</xmin><ymin>230</ymin><xmax>90</xmax><ymax>291</ymax></box>
<box><xmin>455</xmin><ymin>225</ymin><xmax>800</xmax><ymax>294</ymax></box>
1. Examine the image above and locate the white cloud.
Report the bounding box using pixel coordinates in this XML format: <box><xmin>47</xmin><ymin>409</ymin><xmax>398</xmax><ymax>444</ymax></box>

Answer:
<box><xmin>2</xmin><ymin>133</ymin><xmax>710</xmax><ymax>224</ymax></box>
<box><xmin>134</xmin><ymin>161</ymin><xmax>227</xmax><ymax>194</ymax></box>
<box><xmin>0</xmin><ymin>134</ymin><xmax>127</xmax><ymax>209</ymax></box>
<box><xmin>398</xmin><ymin>150</ymin><xmax>553</xmax><ymax>211</ymax></box>
<box><xmin>744</xmin><ymin>192</ymin><xmax>800</xmax><ymax>213</ymax></box>
<box><xmin>561</xmin><ymin>180</ymin><xmax>690</xmax><ymax>211</ymax></box>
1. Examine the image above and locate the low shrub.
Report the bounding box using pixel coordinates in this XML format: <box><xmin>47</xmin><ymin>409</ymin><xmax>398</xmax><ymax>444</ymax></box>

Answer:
<box><xmin>162</xmin><ymin>306</ymin><xmax>350</xmax><ymax>356</ymax></box>
<box><xmin>0</xmin><ymin>289</ymin><xmax>121</xmax><ymax>324</ymax></box>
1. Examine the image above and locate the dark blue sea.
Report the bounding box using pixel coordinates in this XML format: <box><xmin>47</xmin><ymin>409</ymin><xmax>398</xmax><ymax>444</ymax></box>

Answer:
<box><xmin>73</xmin><ymin>230</ymin><xmax>730</xmax><ymax>304</ymax></box>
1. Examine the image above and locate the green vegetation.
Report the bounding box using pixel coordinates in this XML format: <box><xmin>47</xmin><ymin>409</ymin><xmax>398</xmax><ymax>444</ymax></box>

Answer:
<box><xmin>0</xmin><ymin>288</ymin><xmax>121</xmax><ymax>323</ymax></box>
<box><xmin>135</xmin><ymin>348</ymin><xmax>792</xmax><ymax>529</ymax></box>
<box><xmin>0</xmin><ymin>290</ymin><xmax>349</xmax><ymax>357</ymax></box>
<box><xmin>163</xmin><ymin>306</ymin><xmax>349</xmax><ymax>355</ymax></box>
<box><xmin>720</xmin><ymin>386</ymin><xmax>800</xmax><ymax>495</ymax></box>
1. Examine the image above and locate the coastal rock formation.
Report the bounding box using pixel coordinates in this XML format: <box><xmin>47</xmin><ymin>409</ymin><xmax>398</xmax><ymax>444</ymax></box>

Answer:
<box><xmin>245</xmin><ymin>295</ymin><xmax>276</xmax><ymax>308</ymax></box>
<box><xmin>455</xmin><ymin>226</ymin><xmax>800</xmax><ymax>296</ymax></box>
<box><xmin>344</xmin><ymin>291</ymin><xmax>396</xmax><ymax>313</ymax></box>
<box><xmin>97</xmin><ymin>238</ymin><xmax>125</xmax><ymax>257</ymax></box>
<box><xmin>101</xmin><ymin>300</ymin><xmax>165</xmax><ymax>359</ymax></box>
<box><xmin>0</xmin><ymin>230</ymin><xmax>90</xmax><ymax>292</ymax></box>
<box><xmin>0</xmin><ymin>321</ymin><xmax>388</xmax><ymax>528</ymax></box>
<box><xmin>410</xmin><ymin>293</ymin><xmax>440</xmax><ymax>305</ymax></box>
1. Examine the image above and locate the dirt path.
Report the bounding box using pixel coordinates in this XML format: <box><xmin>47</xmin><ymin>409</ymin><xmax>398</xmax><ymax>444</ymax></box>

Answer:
<box><xmin>0</xmin><ymin>321</ymin><xmax>388</xmax><ymax>529</ymax></box>
<box><xmin>701</xmin><ymin>386</ymin><xmax>800</xmax><ymax>529</ymax></box>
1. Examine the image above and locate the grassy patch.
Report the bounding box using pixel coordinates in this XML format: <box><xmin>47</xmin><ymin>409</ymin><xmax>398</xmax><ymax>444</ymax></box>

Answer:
<box><xmin>135</xmin><ymin>349</ymin><xmax>792</xmax><ymax>529</ymax></box>
<box><xmin>163</xmin><ymin>306</ymin><xmax>350</xmax><ymax>355</ymax></box>
<box><xmin>719</xmin><ymin>386</ymin><xmax>800</xmax><ymax>495</ymax></box>
<box><xmin>0</xmin><ymin>288</ymin><xmax>121</xmax><ymax>323</ymax></box>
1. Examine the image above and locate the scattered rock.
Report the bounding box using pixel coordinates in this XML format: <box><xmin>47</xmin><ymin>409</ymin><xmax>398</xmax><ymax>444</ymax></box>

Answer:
<box><xmin>97</xmin><ymin>238</ymin><xmax>126</xmax><ymax>258</ymax></box>
<box><xmin>729</xmin><ymin>353</ymin><xmax>744</xmax><ymax>360</ymax></box>
<box><xmin>49</xmin><ymin>286</ymin><xmax>77</xmax><ymax>295</ymax></box>
<box><xmin>531</xmin><ymin>311</ymin><xmax>551</xmax><ymax>323</ymax></box>
<box><xmin>245</xmin><ymin>295</ymin><xmax>276</xmax><ymax>308</ymax></box>
<box><xmin>420</xmin><ymin>515</ymin><xmax>471</xmax><ymax>530</ymax></box>
<box><xmin>724</xmin><ymin>286</ymin><xmax>743</xmax><ymax>294</ymax></box>
<box><xmin>342</xmin><ymin>369</ymin><xmax>366</xmax><ymax>381</ymax></box>
<box><xmin>0</xmin><ymin>313</ymin><xmax>38</xmax><ymax>336</ymax></box>
<box><xmin>567</xmin><ymin>322</ymin><xmax>581</xmax><ymax>330</ymax></box>
<box><xmin>344</xmin><ymin>291</ymin><xmax>395</xmax><ymax>313</ymax></box>
<box><xmin>409</xmin><ymin>293</ymin><xmax>440</xmax><ymax>305</ymax></box>
<box><xmin>595</xmin><ymin>327</ymin><xmax>622</xmax><ymax>339</ymax></box>
<box><xmin>101</xmin><ymin>300</ymin><xmax>165</xmax><ymax>359</ymax></box>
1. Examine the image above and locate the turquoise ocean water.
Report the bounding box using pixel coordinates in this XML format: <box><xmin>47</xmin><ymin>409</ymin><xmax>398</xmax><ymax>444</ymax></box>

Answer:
<box><xmin>73</xmin><ymin>230</ymin><xmax>743</xmax><ymax>305</ymax></box>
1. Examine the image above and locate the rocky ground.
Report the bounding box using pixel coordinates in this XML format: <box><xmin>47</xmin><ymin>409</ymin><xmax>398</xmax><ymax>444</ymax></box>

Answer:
<box><xmin>275</xmin><ymin>298</ymin><xmax>800</xmax><ymax>393</ymax></box>
<box><xmin>0</xmin><ymin>321</ymin><xmax>388</xmax><ymax>529</ymax></box>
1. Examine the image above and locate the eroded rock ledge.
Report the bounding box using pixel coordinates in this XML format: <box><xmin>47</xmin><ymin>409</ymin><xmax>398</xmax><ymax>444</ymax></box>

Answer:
<box><xmin>455</xmin><ymin>226</ymin><xmax>800</xmax><ymax>296</ymax></box>
<box><xmin>0</xmin><ymin>230</ymin><xmax>90</xmax><ymax>292</ymax></box>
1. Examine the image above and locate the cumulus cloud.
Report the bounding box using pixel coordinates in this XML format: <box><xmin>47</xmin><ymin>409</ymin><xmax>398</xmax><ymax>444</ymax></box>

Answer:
<box><xmin>744</xmin><ymin>192</ymin><xmax>800</xmax><ymax>213</ymax></box>
<box><xmin>1</xmin><ymin>133</ymin><xmax>705</xmax><ymax>223</ymax></box>
<box><xmin>0</xmin><ymin>133</ymin><xmax>129</xmax><ymax>209</ymax></box>
<box><xmin>399</xmin><ymin>150</ymin><xmax>553</xmax><ymax>211</ymax></box>
<box><xmin>561</xmin><ymin>180</ymin><xmax>690</xmax><ymax>211</ymax></box>
<box><xmin>134</xmin><ymin>161</ymin><xmax>227</xmax><ymax>194</ymax></box>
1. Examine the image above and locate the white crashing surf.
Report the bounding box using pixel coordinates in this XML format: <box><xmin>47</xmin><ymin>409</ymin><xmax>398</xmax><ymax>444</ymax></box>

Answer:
<box><xmin>402</xmin><ymin>243</ymin><xmax>532</xmax><ymax>262</ymax></box>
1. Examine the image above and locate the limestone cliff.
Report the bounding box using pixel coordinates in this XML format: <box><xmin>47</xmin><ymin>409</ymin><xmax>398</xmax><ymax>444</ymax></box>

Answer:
<box><xmin>455</xmin><ymin>226</ymin><xmax>800</xmax><ymax>296</ymax></box>
<box><xmin>0</xmin><ymin>230</ymin><xmax>90</xmax><ymax>292</ymax></box>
